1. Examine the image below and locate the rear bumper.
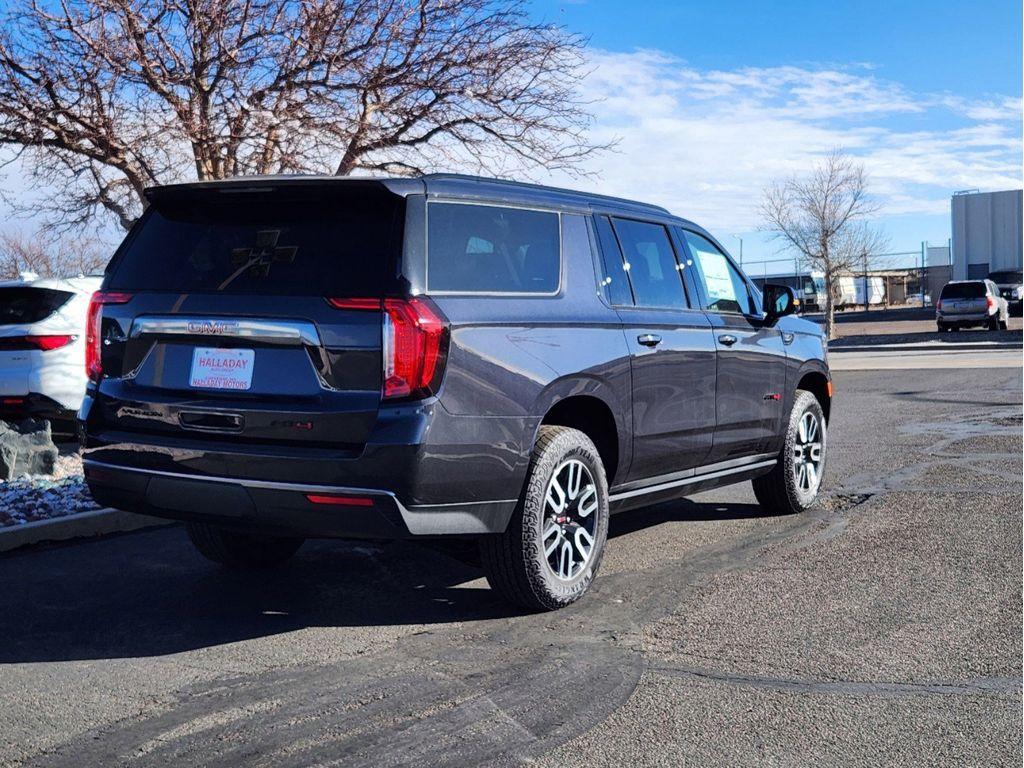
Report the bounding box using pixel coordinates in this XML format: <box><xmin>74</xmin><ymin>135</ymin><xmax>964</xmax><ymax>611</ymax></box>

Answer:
<box><xmin>84</xmin><ymin>459</ymin><xmax>517</xmax><ymax>538</ymax></box>
<box><xmin>0</xmin><ymin>392</ymin><xmax>77</xmax><ymax>423</ymax></box>
<box><xmin>936</xmin><ymin>312</ymin><xmax>992</xmax><ymax>326</ymax></box>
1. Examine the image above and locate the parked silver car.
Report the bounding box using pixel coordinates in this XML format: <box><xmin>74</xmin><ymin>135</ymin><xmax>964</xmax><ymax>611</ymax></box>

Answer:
<box><xmin>936</xmin><ymin>279</ymin><xmax>1009</xmax><ymax>332</ymax></box>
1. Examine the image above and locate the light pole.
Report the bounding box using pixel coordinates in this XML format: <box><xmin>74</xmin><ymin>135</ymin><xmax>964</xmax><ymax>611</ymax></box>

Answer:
<box><xmin>731</xmin><ymin>235</ymin><xmax>744</xmax><ymax>266</ymax></box>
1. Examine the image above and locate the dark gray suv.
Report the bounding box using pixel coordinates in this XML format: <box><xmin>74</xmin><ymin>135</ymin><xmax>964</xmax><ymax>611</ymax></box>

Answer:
<box><xmin>80</xmin><ymin>174</ymin><xmax>831</xmax><ymax>610</ymax></box>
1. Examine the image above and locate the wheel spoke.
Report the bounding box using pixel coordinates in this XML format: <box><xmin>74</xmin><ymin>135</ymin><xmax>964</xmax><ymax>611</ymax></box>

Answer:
<box><xmin>565</xmin><ymin>462</ymin><xmax>582</xmax><ymax>500</ymax></box>
<box><xmin>798</xmin><ymin>416</ymin><xmax>808</xmax><ymax>443</ymax></box>
<box><xmin>578</xmin><ymin>485</ymin><xmax>597</xmax><ymax>517</ymax></box>
<box><xmin>806</xmin><ymin>462</ymin><xmax>818</xmax><ymax>490</ymax></box>
<box><xmin>575</xmin><ymin>526</ymin><xmax>594</xmax><ymax>559</ymax></box>
<box><xmin>559</xmin><ymin>540</ymin><xmax>573</xmax><ymax>579</ymax></box>
<box><xmin>546</xmin><ymin>477</ymin><xmax>566</xmax><ymax>515</ymax></box>
<box><xmin>543</xmin><ymin>521</ymin><xmax>561</xmax><ymax>556</ymax></box>
<box><xmin>806</xmin><ymin>416</ymin><xmax>818</xmax><ymax>442</ymax></box>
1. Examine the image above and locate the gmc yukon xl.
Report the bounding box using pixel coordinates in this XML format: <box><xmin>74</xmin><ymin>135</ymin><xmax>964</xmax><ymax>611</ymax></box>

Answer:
<box><xmin>80</xmin><ymin>174</ymin><xmax>832</xmax><ymax>610</ymax></box>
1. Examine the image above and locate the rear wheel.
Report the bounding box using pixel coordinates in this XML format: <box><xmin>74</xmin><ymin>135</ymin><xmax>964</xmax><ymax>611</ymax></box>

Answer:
<box><xmin>186</xmin><ymin>522</ymin><xmax>304</xmax><ymax>568</ymax></box>
<box><xmin>999</xmin><ymin>318</ymin><xmax>1009</xmax><ymax>330</ymax></box>
<box><xmin>987</xmin><ymin>315</ymin><xmax>999</xmax><ymax>331</ymax></box>
<box><xmin>752</xmin><ymin>390</ymin><xmax>826</xmax><ymax>515</ymax></box>
<box><xmin>936</xmin><ymin>322</ymin><xmax>948</xmax><ymax>333</ymax></box>
<box><xmin>480</xmin><ymin>426</ymin><xmax>609</xmax><ymax>611</ymax></box>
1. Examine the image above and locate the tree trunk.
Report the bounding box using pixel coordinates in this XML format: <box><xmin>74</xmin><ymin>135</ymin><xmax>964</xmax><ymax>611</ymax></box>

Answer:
<box><xmin>823</xmin><ymin>267</ymin><xmax>837</xmax><ymax>340</ymax></box>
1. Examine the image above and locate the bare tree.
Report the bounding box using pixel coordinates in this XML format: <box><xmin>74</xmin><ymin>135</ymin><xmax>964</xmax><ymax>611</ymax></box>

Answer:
<box><xmin>0</xmin><ymin>0</ymin><xmax>604</xmax><ymax>233</ymax></box>
<box><xmin>761</xmin><ymin>149</ymin><xmax>887</xmax><ymax>339</ymax></box>
<box><xmin>0</xmin><ymin>230</ymin><xmax>108</xmax><ymax>279</ymax></box>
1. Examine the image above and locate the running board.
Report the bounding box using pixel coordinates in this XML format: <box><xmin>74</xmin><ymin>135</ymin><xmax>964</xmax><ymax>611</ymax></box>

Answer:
<box><xmin>609</xmin><ymin>458</ymin><xmax>777</xmax><ymax>503</ymax></box>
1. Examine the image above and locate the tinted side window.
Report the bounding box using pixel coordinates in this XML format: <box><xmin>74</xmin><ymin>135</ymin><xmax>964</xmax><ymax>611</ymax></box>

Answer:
<box><xmin>684</xmin><ymin>231</ymin><xmax>755</xmax><ymax>314</ymax></box>
<box><xmin>611</xmin><ymin>218</ymin><xmax>686</xmax><ymax>309</ymax></box>
<box><xmin>593</xmin><ymin>215</ymin><xmax>634</xmax><ymax>306</ymax></box>
<box><xmin>427</xmin><ymin>203</ymin><xmax>560</xmax><ymax>293</ymax></box>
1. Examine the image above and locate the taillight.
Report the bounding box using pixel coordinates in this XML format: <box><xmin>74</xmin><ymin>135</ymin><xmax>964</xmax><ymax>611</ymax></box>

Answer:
<box><xmin>986</xmin><ymin>296</ymin><xmax>994</xmax><ymax>310</ymax></box>
<box><xmin>0</xmin><ymin>335</ymin><xmax>76</xmax><ymax>351</ymax></box>
<box><xmin>86</xmin><ymin>291</ymin><xmax>133</xmax><ymax>383</ymax></box>
<box><xmin>935</xmin><ymin>299</ymin><xmax>942</xmax><ymax>311</ymax></box>
<box><xmin>325</xmin><ymin>295</ymin><xmax>449</xmax><ymax>401</ymax></box>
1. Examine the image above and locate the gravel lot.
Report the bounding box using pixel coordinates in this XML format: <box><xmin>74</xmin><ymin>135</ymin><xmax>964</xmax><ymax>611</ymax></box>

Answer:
<box><xmin>0</xmin><ymin>360</ymin><xmax>1020</xmax><ymax>767</ymax></box>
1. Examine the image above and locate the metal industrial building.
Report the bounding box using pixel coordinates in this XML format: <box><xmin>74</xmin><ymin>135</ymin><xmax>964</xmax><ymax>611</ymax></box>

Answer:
<box><xmin>951</xmin><ymin>189</ymin><xmax>1023</xmax><ymax>280</ymax></box>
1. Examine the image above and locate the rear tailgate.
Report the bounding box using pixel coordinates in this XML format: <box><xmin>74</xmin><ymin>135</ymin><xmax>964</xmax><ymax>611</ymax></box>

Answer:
<box><xmin>91</xmin><ymin>183</ymin><xmax>404</xmax><ymax>449</ymax></box>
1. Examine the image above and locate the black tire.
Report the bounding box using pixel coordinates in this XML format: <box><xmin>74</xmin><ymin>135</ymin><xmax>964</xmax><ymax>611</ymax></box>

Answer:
<box><xmin>752</xmin><ymin>390</ymin><xmax>826</xmax><ymax>515</ymax></box>
<box><xmin>186</xmin><ymin>522</ymin><xmax>304</xmax><ymax>568</ymax></box>
<box><xmin>936</xmin><ymin>322</ymin><xmax>948</xmax><ymax>333</ymax></box>
<box><xmin>999</xmin><ymin>319</ymin><xmax>1008</xmax><ymax>331</ymax></box>
<box><xmin>480</xmin><ymin>425</ymin><xmax>609</xmax><ymax>611</ymax></box>
<box><xmin>987</xmin><ymin>315</ymin><xmax>999</xmax><ymax>331</ymax></box>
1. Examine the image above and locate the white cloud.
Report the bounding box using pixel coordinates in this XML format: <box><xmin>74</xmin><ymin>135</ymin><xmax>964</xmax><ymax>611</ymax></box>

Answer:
<box><xmin>545</xmin><ymin>50</ymin><xmax>1023</xmax><ymax>231</ymax></box>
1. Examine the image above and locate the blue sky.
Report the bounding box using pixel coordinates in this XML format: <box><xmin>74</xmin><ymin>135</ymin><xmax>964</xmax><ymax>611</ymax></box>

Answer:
<box><xmin>0</xmin><ymin>1</ymin><xmax>1020</xmax><ymax>275</ymax></box>
<box><xmin>536</xmin><ymin>0</ymin><xmax>1023</xmax><ymax>272</ymax></box>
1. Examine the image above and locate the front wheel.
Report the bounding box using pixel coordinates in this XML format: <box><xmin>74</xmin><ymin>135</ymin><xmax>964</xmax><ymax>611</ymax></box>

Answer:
<box><xmin>752</xmin><ymin>390</ymin><xmax>827</xmax><ymax>515</ymax></box>
<box><xmin>186</xmin><ymin>522</ymin><xmax>304</xmax><ymax>568</ymax></box>
<box><xmin>480</xmin><ymin>426</ymin><xmax>609</xmax><ymax>611</ymax></box>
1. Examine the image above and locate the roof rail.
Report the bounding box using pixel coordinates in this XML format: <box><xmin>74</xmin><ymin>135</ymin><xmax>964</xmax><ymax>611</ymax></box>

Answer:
<box><xmin>419</xmin><ymin>173</ymin><xmax>672</xmax><ymax>215</ymax></box>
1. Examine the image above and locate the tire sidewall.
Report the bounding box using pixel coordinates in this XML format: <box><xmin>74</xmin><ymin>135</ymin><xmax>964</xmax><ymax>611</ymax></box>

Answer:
<box><xmin>519</xmin><ymin>429</ymin><xmax>609</xmax><ymax>609</ymax></box>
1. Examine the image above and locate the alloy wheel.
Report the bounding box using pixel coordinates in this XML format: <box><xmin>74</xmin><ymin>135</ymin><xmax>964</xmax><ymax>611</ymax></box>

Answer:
<box><xmin>793</xmin><ymin>411</ymin><xmax>824</xmax><ymax>494</ymax></box>
<box><xmin>541</xmin><ymin>459</ymin><xmax>599</xmax><ymax>580</ymax></box>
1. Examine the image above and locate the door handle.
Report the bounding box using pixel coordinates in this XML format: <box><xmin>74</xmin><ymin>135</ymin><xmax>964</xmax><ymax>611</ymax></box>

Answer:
<box><xmin>718</xmin><ymin>334</ymin><xmax>738</xmax><ymax>346</ymax></box>
<box><xmin>637</xmin><ymin>333</ymin><xmax>662</xmax><ymax>347</ymax></box>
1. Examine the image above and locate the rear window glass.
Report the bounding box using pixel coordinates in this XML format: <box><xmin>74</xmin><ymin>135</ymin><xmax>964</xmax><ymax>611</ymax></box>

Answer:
<box><xmin>107</xmin><ymin>189</ymin><xmax>403</xmax><ymax>295</ymax></box>
<box><xmin>0</xmin><ymin>287</ymin><xmax>73</xmax><ymax>325</ymax></box>
<box><xmin>940</xmin><ymin>282</ymin><xmax>986</xmax><ymax>299</ymax></box>
<box><xmin>427</xmin><ymin>203</ymin><xmax>560</xmax><ymax>293</ymax></box>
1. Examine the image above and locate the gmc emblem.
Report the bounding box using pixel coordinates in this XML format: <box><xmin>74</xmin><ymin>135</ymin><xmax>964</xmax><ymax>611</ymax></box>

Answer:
<box><xmin>186</xmin><ymin>320</ymin><xmax>240</xmax><ymax>336</ymax></box>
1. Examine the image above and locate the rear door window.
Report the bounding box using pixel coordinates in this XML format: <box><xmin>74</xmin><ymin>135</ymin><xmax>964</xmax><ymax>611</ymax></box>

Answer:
<box><xmin>0</xmin><ymin>287</ymin><xmax>73</xmax><ymax>325</ymax></box>
<box><xmin>940</xmin><ymin>282</ymin><xmax>986</xmax><ymax>300</ymax></box>
<box><xmin>610</xmin><ymin>218</ymin><xmax>687</xmax><ymax>309</ymax></box>
<box><xmin>593</xmin><ymin>215</ymin><xmax>634</xmax><ymax>306</ymax></box>
<box><xmin>683</xmin><ymin>231</ymin><xmax>756</xmax><ymax>315</ymax></box>
<box><xmin>107</xmin><ymin>189</ymin><xmax>403</xmax><ymax>296</ymax></box>
<box><xmin>427</xmin><ymin>203</ymin><xmax>560</xmax><ymax>293</ymax></box>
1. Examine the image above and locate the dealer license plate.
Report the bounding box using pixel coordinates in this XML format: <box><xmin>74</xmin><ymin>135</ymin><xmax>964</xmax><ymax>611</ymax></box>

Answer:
<box><xmin>189</xmin><ymin>347</ymin><xmax>255</xmax><ymax>390</ymax></box>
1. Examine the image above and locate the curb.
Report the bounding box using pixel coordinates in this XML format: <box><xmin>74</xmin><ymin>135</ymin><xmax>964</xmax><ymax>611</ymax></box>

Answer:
<box><xmin>831</xmin><ymin>341</ymin><xmax>1022</xmax><ymax>353</ymax></box>
<box><xmin>0</xmin><ymin>508</ymin><xmax>168</xmax><ymax>554</ymax></box>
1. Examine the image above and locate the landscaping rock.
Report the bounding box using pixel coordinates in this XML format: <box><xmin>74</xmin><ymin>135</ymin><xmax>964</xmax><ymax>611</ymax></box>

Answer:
<box><xmin>0</xmin><ymin>418</ymin><xmax>59</xmax><ymax>480</ymax></box>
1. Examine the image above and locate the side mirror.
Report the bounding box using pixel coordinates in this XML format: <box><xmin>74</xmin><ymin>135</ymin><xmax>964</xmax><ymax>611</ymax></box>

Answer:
<box><xmin>763</xmin><ymin>283</ymin><xmax>796</xmax><ymax>323</ymax></box>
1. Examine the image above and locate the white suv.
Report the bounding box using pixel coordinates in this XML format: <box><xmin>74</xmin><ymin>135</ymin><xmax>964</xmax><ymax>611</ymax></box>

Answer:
<box><xmin>0</xmin><ymin>276</ymin><xmax>102</xmax><ymax>429</ymax></box>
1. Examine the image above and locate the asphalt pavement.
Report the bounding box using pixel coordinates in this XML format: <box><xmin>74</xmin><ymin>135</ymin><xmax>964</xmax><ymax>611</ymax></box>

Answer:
<box><xmin>1</xmin><ymin>355</ymin><xmax>1021</xmax><ymax>767</ymax></box>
